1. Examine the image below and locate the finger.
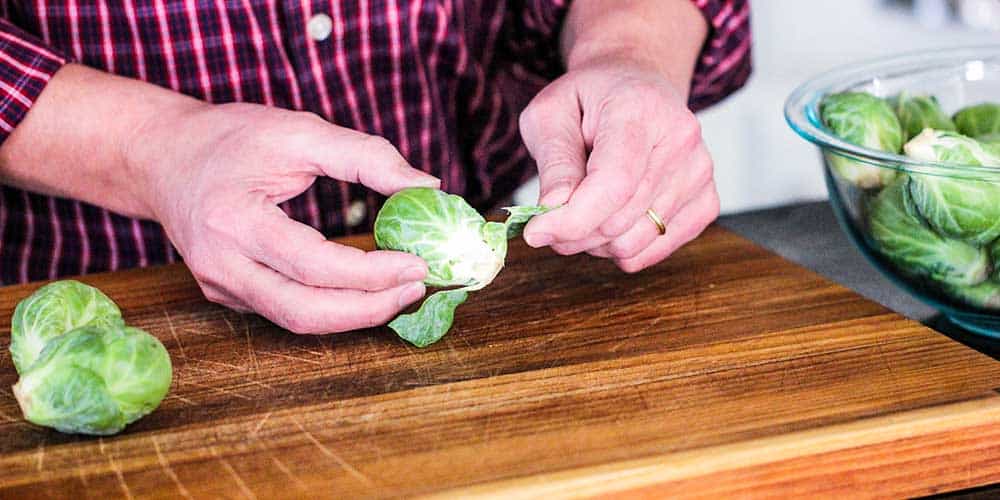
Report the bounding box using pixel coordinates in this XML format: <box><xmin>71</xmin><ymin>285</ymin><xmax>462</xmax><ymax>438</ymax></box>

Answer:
<box><xmin>198</xmin><ymin>282</ymin><xmax>252</xmax><ymax>313</ymax></box>
<box><xmin>587</xmin><ymin>246</ymin><xmax>614</xmax><ymax>259</ymax></box>
<box><xmin>308</xmin><ymin>126</ymin><xmax>440</xmax><ymax>195</ymax></box>
<box><xmin>598</xmin><ymin>139</ymin><xmax>707</xmax><ymax>239</ymax></box>
<box><xmin>231</xmin><ymin>256</ymin><xmax>427</xmax><ymax>334</ymax></box>
<box><xmin>526</xmin><ymin>106</ymin><xmax>655</xmax><ymax>244</ymax></box>
<box><xmin>614</xmin><ymin>183</ymin><xmax>720</xmax><ymax>274</ymax></box>
<box><xmin>519</xmin><ymin>85</ymin><xmax>588</xmax><ymax>209</ymax></box>
<box><xmin>603</xmin><ymin>147</ymin><xmax>714</xmax><ymax>261</ymax></box>
<box><xmin>243</xmin><ymin>205</ymin><xmax>429</xmax><ymax>290</ymax></box>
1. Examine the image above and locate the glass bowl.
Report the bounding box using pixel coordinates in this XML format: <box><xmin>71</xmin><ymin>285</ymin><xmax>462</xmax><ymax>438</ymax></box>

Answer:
<box><xmin>785</xmin><ymin>45</ymin><xmax>1000</xmax><ymax>337</ymax></box>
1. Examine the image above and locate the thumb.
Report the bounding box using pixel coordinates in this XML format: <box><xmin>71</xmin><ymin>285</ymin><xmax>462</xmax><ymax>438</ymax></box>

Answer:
<box><xmin>313</xmin><ymin>128</ymin><xmax>440</xmax><ymax>194</ymax></box>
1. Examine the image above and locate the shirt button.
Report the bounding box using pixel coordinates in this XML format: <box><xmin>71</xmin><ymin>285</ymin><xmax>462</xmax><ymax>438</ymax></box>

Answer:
<box><xmin>308</xmin><ymin>13</ymin><xmax>333</xmax><ymax>42</ymax></box>
<box><xmin>345</xmin><ymin>200</ymin><xmax>367</xmax><ymax>228</ymax></box>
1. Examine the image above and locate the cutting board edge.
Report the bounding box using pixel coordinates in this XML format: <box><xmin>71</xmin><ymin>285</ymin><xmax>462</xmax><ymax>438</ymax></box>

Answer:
<box><xmin>426</xmin><ymin>392</ymin><xmax>1000</xmax><ymax>499</ymax></box>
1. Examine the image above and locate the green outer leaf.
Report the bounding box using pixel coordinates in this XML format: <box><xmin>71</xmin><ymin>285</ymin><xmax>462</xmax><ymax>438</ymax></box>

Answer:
<box><xmin>904</xmin><ymin>129</ymin><xmax>1000</xmax><ymax>245</ymax></box>
<box><xmin>13</xmin><ymin>324</ymin><xmax>173</xmax><ymax>435</ymax></box>
<box><xmin>502</xmin><ymin>205</ymin><xmax>555</xmax><ymax>239</ymax></box>
<box><xmin>10</xmin><ymin>280</ymin><xmax>124</xmax><ymax>374</ymax></box>
<box><xmin>388</xmin><ymin>289</ymin><xmax>469</xmax><ymax>348</ymax></box>
<box><xmin>891</xmin><ymin>92</ymin><xmax>955</xmax><ymax>141</ymax></box>
<box><xmin>868</xmin><ymin>176</ymin><xmax>989</xmax><ymax>287</ymax></box>
<box><xmin>820</xmin><ymin>91</ymin><xmax>903</xmax><ymax>189</ymax></box>
<box><xmin>954</xmin><ymin>103</ymin><xmax>1000</xmax><ymax>138</ymax></box>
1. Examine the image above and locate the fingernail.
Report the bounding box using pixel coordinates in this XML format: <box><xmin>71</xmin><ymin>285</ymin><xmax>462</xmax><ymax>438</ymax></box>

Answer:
<box><xmin>398</xmin><ymin>266</ymin><xmax>427</xmax><ymax>284</ymax></box>
<box><xmin>525</xmin><ymin>233</ymin><xmax>554</xmax><ymax>247</ymax></box>
<box><xmin>414</xmin><ymin>175</ymin><xmax>441</xmax><ymax>188</ymax></box>
<box><xmin>398</xmin><ymin>282</ymin><xmax>426</xmax><ymax>307</ymax></box>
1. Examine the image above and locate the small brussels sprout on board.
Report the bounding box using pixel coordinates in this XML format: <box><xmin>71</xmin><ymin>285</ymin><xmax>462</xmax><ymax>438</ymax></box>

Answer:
<box><xmin>953</xmin><ymin>103</ymin><xmax>1000</xmax><ymax>139</ymax></box>
<box><xmin>903</xmin><ymin>129</ymin><xmax>1000</xmax><ymax>245</ymax></box>
<box><xmin>8</xmin><ymin>280</ymin><xmax>173</xmax><ymax>435</ymax></box>
<box><xmin>10</xmin><ymin>280</ymin><xmax>125</xmax><ymax>374</ymax></box>
<box><xmin>13</xmin><ymin>325</ymin><xmax>172</xmax><ymax>435</ymax></box>
<box><xmin>820</xmin><ymin>92</ymin><xmax>904</xmax><ymax>189</ymax></box>
<box><xmin>374</xmin><ymin>187</ymin><xmax>551</xmax><ymax>347</ymax></box>
<box><xmin>868</xmin><ymin>176</ymin><xmax>989</xmax><ymax>287</ymax></box>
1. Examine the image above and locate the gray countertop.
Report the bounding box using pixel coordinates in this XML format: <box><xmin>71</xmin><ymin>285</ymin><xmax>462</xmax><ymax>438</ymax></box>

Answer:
<box><xmin>718</xmin><ymin>201</ymin><xmax>1000</xmax><ymax>360</ymax></box>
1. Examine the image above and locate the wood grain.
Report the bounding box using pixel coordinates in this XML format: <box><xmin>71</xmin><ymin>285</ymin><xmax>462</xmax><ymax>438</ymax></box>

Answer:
<box><xmin>0</xmin><ymin>225</ymin><xmax>998</xmax><ymax>498</ymax></box>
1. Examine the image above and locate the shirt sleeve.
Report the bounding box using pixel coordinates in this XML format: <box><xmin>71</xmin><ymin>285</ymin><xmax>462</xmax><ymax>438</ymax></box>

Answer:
<box><xmin>500</xmin><ymin>0</ymin><xmax>571</xmax><ymax>80</ymax></box>
<box><xmin>0</xmin><ymin>20</ymin><xmax>67</xmax><ymax>145</ymax></box>
<box><xmin>688</xmin><ymin>0</ymin><xmax>752</xmax><ymax>112</ymax></box>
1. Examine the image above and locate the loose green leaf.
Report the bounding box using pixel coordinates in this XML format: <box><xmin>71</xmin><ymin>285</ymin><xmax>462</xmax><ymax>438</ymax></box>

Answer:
<box><xmin>13</xmin><ymin>324</ymin><xmax>173</xmax><ymax>435</ymax></box>
<box><xmin>10</xmin><ymin>280</ymin><xmax>124</xmax><ymax>374</ymax></box>
<box><xmin>868</xmin><ymin>176</ymin><xmax>989</xmax><ymax>287</ymax></box>
<box><xmin>953</xmin><ymin>103</ymin><xmax>1000</xmax><ymax>139</ymax></box>
<box><xmin>388</xmin><ymin>288</ymin><xmax>470</xmax><ymax>348</ymax></box>
<box><xmin>502</xmin><ymin>205</ymin><xmax>555</xmax><ymax>239</ymax></box>
<box><xmin>891</xmin><ymin>92</ymin><xmax>956</xmax><ymax>141</ymax></box>
<box><xmin>820</xmin><ymin>91</ymin><xmax>904</xmax><ymax>189</ymax></box>
<box><xmin>904</xmin><ymin>129</ymin><xmax>1000</xmax><ymax>245</ymax></box>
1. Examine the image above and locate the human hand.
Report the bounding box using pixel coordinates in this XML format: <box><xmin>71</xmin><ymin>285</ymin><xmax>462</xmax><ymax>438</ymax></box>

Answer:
<box><xmin>519</xmin><ymin>58</ymin><xmax>719</xmax><ymax>273</ymax></box>
<box><xmin>127</xmin><ymin>103</ymin><xmax>440</xmax><ymax>333</ymax></box>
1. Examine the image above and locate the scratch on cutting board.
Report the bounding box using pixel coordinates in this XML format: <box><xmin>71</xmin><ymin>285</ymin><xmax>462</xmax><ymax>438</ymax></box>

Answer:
<box><xmin>251</xmin><ymin>411</ymin><xmax>273</xmax><ymax>437</ymax></box>
<box><xmin>99</xmin><ymin>438</ymin><xmax>134</xmax><ymax>500</ymax></box>
<box><xmin>153</xmin><ymin>436</ymin><xmax>193</xmax><ymax>499</ymax></box>
<box><xmin>184</xmin><ymin>380</ymin><xmax>252</xmax><ymax>401</ymax></box>
<box><xmin>608</xmin><ymin>317</ymin><xmax>664</xmax><ymax>353</ymax></box>
<box><xmin>34</xmin><ymin>437</ymin><xmax>45</xmax><ymax>472</ymax></box>
<box><xmin>210</xmin><ymin>445</ymin><xmax>257</xmax><ymax>500</ymax></box>
<box><xmin>165</xmin><ymin>394</ymin><xmax>198</xmax><ymax>407</ymax></box>
<box><xmin>264</xmin><ymin>351</ymin><xmax>323</xmax><ymax>366</ymax></box>
<box><xmin>162</xmin><ymin>308</ymin><xmax>188</xmax><ymax>361</ymax></box>
<box><xmin>270</xmin><ymin>456</ymin><xmax>308</xmax><ymax>492</ymax></box>
<box><xmin>190</xmin><ymin>358</ymin><xmax>242</xmax><ymax>371</ymax></box>
<box><xmin>74</xmin><ymin>448</ymin><xmax>90</xmax><ymax>489</ymax></box>
<box><xmin>293</xmin><ymin>418</ymin><xmax>374</xmax><ymax>487</ymax></box>
<box><xmin>223</xmin><ymin>316</ymin><xmax>260</xmax><ymax>379</ymax></box>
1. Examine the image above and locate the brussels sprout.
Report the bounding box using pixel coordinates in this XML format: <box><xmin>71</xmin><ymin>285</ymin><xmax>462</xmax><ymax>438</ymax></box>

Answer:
<box><xmin>868</xmin><ymin>176</ymin><xmax>989</xmax><ymax>287</ymax></box>
<box><xmin>942</xmin><ymin>280</ymin><xmax>1000</xmax><ymax>311</ymax></box>
<box><xmin>903</xmin><ymin>129</ymin><xmax>1000</xmax><ymax>245</ymax></box>
<box><xmin>820</xmin><ymin>92</ymin><xmax>904</xmax><ymax>189</ymax></box>
<box><xmin>891</xmin><ymin>92</ymin><xmax>956</xmax><ymax>141</ymax></box>
<box><xmin>953</xmin><ymin>103</ymin><xmax>1000</xmax><ymax>139</ymax></box>
<box><xmin>12</xmin><ymin>324</ymin><xmax>172</xmax><ymax>435</ymax></box>
<box><xmin>374</xmin><ymin>188</ymin><xmax>551</xmax><ymax>347</ymax></box>
<box><xmin>10</xmin><ymin>280</ymin><xmax>124</xmax><ymax>374</ymax></box>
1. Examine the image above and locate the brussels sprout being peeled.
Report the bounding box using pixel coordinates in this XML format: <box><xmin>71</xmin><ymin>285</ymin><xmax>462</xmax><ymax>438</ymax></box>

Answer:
<box><xmin>891</xmin><ymin>92</ymin><xmax>956</xmax><ymax>141</ymax></box>
<box><xmin>904</xmin><ymin>129</ymin><xmax>1000</xmax><ymax>245</ymax></box>
<box><xmin>868</xmin><ymin>176</ymin><xmax>989</xmax><ymax>287</ymax></box>
<box><xmin>820</xmin><ymin>92</ymin><xmax>904</xmax><ymax>189</ymax></box>
<box><xmin>10</xmin><ymin>280</ymin><xmax>124</xmax><ymax>374</ymax></box>
<box><xmin>953</xmin><ymin>103</ymin><xmax>1000</xmax><ymax>139</ymax></box>
<box><xmin>374</xmin><ymin>187</ymin><xmax>551</xmax><ymax>347</ymax></box>
<box><xmin>13</xmin><ymin>325</ymin><xmax>173</xmax><ymax>435</ymax></box>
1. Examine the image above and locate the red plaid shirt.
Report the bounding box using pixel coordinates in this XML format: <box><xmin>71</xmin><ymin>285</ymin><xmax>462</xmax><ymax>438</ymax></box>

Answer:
<box><xmin>0</xmin><ymin>0</ymin><xmax>750</xmax><ymax>284</ymax></box>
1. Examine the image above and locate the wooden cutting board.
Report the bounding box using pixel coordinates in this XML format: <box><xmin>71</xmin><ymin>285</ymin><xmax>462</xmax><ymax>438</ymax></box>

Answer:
<box><xmin>1</xmin><ymin>225</ymin><xmax>999</xmax><ymax>499</ymax></box>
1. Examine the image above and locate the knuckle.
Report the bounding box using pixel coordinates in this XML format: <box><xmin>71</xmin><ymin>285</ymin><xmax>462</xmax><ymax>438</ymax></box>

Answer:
<box><xmin>280</xmin><ymin>313</ymin><xmax>324</xmax><ymax>335</ymax></box>
<box><xmin>359</xmin><ymin>135</ymin><xmax>400</xmax><ymax>160</ymax></box>
<box><xmin>609</xmin><ymin>237</ymin><xmax>644</xmax><ymax>260</ymax></box>
<box><xmin>600</xmin><ymin>182</ymin><xmax>634</xmax><ymax>210</ymax></box>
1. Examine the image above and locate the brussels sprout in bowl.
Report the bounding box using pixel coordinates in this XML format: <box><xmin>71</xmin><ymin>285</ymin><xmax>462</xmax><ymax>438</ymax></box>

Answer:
<box><xmin>785</xmin><ymin>45</ymin><xmax>1000</xmax><ymax>337</ymax></box>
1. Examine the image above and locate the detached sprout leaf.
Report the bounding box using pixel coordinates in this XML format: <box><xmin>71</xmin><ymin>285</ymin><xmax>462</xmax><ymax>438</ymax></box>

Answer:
<box><xmin>903</xmin><ymin>129</ymin><xmax>1000</xmax><ymax>245</ymax></box>
<box><xmin>374</xmin><ymin>187</ymin><xmax>552</xmax><ymax>347</ymax></box>
<box><xmin>388</xmin><ymin>289</ymin><xmax>469</xmax><ymax>348</ymax></box>
<box><xmin>10</xmin><ymin>280</ymin><xmax>124</xmax><ymax>374</ymax></box>
<box><xmin>820</xmin><ymin>91</ymin><xmax>903</xmax><ymax>189</ymax></box>
<box><xmin>12</xmin><ymin>324</ymin><xmax>172</xmax><ymax>435</ymax></box>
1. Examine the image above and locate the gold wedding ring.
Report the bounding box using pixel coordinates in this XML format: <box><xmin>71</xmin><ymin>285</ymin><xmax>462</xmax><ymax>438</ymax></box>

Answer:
<box><xmin>646</xmin><ymin>208</ymin><xmax>666</xmax><ymax>236</ymax></box>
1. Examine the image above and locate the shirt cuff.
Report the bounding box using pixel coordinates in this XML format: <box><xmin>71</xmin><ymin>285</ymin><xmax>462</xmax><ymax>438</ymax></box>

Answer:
<box><xmin>688</xmin><ymin>0</ymin><xmax>752</xmax><ymax>111</ymax></box>
<box><xmin>0</xmin><ymin>20</ymin><xmax>68</xmax><ymax>145</ymax></box>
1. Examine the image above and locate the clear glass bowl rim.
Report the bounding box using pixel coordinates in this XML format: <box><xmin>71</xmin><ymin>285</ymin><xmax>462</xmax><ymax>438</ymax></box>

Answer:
<box><xmin>784</xmin><ymin>45</ymin><xmax>1000</xmax><ymax>179</ymax></box>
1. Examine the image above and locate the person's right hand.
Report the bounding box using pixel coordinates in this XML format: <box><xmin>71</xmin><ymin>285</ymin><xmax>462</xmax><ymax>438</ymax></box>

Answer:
<box><xmin>126</xmin><ymin>102</ymin><xmax>440</xmax><ymax>334</ymax></box>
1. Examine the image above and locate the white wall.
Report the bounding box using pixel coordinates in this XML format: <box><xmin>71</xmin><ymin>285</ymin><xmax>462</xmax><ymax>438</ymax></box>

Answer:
<box><xmin>514</xmin><ymin>0</ymin><xmax>998</xmax><ymax>214</ymax></box>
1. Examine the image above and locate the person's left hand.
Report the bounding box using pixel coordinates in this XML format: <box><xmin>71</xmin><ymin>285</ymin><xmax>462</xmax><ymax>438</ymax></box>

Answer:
<box><xmin>519</xmin><ymin>57</ymin><xmax>719</xmax><ymax>273</ymax></box>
